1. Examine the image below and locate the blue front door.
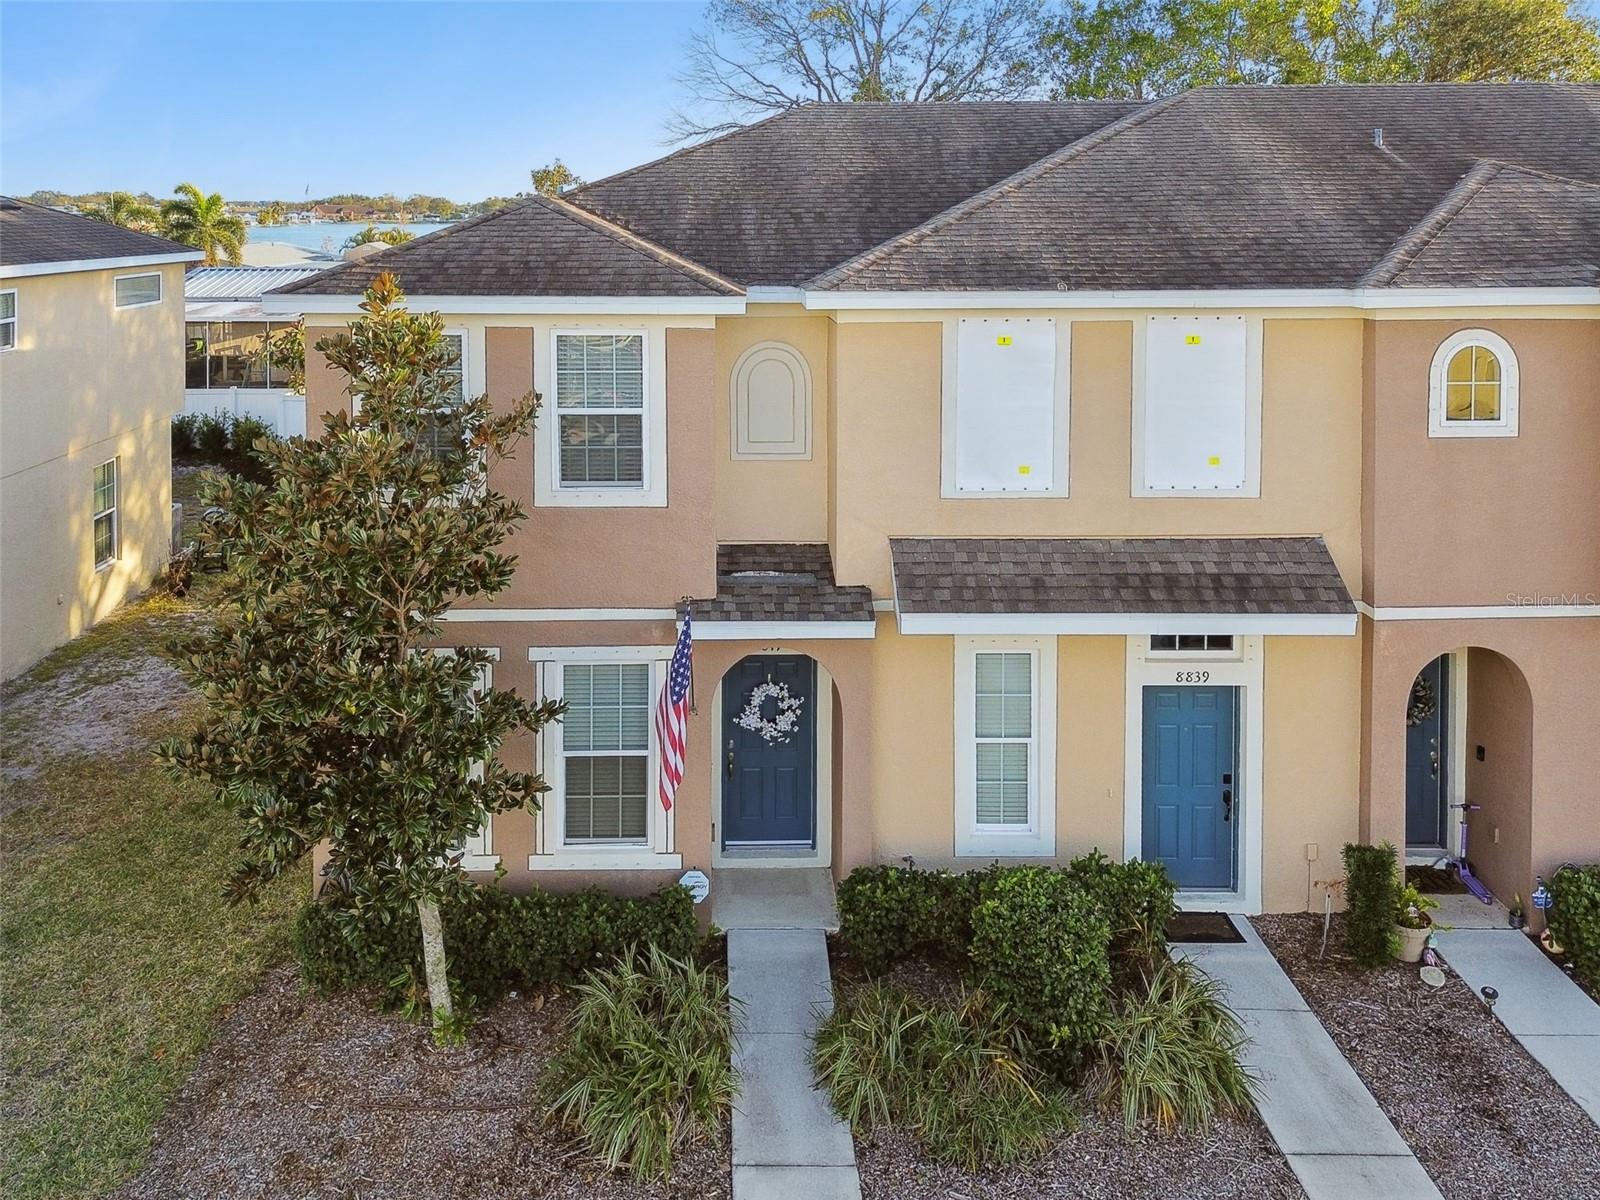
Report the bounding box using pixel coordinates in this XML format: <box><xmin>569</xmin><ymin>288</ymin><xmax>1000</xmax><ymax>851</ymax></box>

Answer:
<box><xmin>1142</xmin><ymin>686</ymin><xmax>1239</xmax><ymax>890</ymax></box>
<box><xmin>1405</xmin><ymin>656</ymin><xmax>1449</xmax><ymax>848</ymax></box>
<box><xmin>722</xmin><ymin>655</ymin><xmax>816</xmax><ymax>847</ymax></box>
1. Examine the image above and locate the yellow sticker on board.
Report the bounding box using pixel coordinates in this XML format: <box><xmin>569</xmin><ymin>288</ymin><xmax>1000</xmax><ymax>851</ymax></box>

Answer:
<box><xmin>996</xmin><ymin>335</ymin><xmax>1013</xmax><ymax>346</ymax></box>
<box><xmin>1017</xmin><ymin>464</ymin><xmax>1031</xmax><ymax>475</ymax></box>
<box><xmin>1207</xmin><ymin>456</ymin><xmax>1221</xmax><ymax>466</ymax></box>
<box><xmin>1185</xmin><ymin>335</ymin><xmax>1203</xmax><ymax>346</ymax></box>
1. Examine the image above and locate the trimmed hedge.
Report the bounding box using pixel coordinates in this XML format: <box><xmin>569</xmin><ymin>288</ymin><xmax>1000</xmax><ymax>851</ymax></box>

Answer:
<box><xmin>293</xmin><ymin>882</ymin><xmax>699</xmax><ymax>1008</ymax></box>
<box><xmin>1342</xmin><ymin>842</ymin><xmax>1400</xmax><ymax>967</ymax></box>
<box><xmin>1548</xmin><ymin>863</ymin><xmax>1600</xmax><ymax>991</ymax></box>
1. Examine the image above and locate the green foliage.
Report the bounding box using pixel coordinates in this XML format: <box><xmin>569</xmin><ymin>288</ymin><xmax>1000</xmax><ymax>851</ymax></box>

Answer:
<box><xmin>1066</xmin><ymin>849</ymin><xmax>1177</xmax><ymax>963</ymax></box>
<box><xmin>1092</xmin><ymin>958</ymin><xmax>1256</xmax><ymax>1133</ymax></box>
<box><xmin>531</xmin><ymin>159</ymin><xmax>584</xmax><ymax>196</ymax></box>
<box><xmin>1395</xmin><ymin>881</ymin><xmax>1439</xmax><ymax>930</ymax></box>
<box><xmin>835</xmin><ymin>864</ymin><xmax>983</xmax><ymax>971</ymax></box>
<box><xmin>814</xmin><ymin>984</ymin><xmax>1074</xmax><ymax>1169</ymax></box>
<box><xmin>969</xmin><ymin>866</ymin><xmax>1112</xmax><ymax>1064</ymax></box>
<box><xmin>193</xmin><ymin>411</ymin><xmax>233</xmax><ymax>458</ymax></box>
<box><xmin>292</xmin><ymin>882</ymin><xmax>698</xmax><ymax>1007</ymax></box>
<box><xmin>545</xmin><ymin>946</ymin><xmax>737</xmax><ymax>1181</ymax></box>
<box><xmin>343</xmin><ymin>224</ymin><xmax>416</xmax><ymax>249</ymax></box>
<box><xmin>161</xmin><ymin>182</ymin><xmax>246</xmax><ymax>265</ymax></box>
<box><xmin>171</xmin><ymin>413</ymin><xmax>199</xmax><ymax>456</ymax></box>
<box><xmin>256</xmin><ymin>202</ymin><xmax>287</xmax><ymax>226</ymax></box>
<box><xmin>1343</xmin><ymin>841</ymin><xmax>1401</xmax><ymax>966</ymax></box>
<box><xmin>82</xmin><ymin>190</ymin><xmax>160</xmax><ymax>232</ymax></box>
<box><xmin>1548</xmin><ymin>863</ymin><xmax>1600</xmax><ymax>990</ymax></box>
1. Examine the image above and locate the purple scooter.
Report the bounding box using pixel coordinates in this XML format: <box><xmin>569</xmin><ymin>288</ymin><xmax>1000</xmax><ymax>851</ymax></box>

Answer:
<box><xmin>1452</xmin><ymin>801</ymin><xmax>1495</xmax><ymax>904</ymax></box>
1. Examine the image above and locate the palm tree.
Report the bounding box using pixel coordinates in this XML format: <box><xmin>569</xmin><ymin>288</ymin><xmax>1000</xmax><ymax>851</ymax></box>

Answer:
<box><xmin>83</xmin><ymin>191</ymin><xmax>160</xmax><ymax>232</ymax></box>
<box><xmin>342</xmin><ymin>225</ymin><xmax>415</xmax><ymax>250</ymax></box>
<box><xmin>257</xmin><ymin>201</ymin><xmax>287</xmax><ymax>226</ymax></box>
<box><xmin>161</xmin><ymin>183</ymin><xmax>246</xmax><ymax>265</ymax></box>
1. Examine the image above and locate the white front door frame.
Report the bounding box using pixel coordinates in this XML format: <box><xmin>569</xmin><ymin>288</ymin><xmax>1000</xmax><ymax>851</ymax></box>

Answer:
<box><xmin>1123</xmin><ymin>635</ymin><xmax>1266</xmax><ymax>915</ymax></box>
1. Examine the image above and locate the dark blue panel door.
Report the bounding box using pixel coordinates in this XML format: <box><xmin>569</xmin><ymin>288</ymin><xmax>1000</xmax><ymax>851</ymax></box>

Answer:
<box><xmin>1405</xmin><ymin>656</ymin><xmax>1449</xmax><ymax>848</ymax></box>
<box><xmin>1142</xmin><ymin>686</ymin><xmax>1238</xmax><ymax>890</ymax></box>
<box><xmin>722</xmin><ymin>656</ymin><xmax>816</xmax><ymax>847</ymax></box>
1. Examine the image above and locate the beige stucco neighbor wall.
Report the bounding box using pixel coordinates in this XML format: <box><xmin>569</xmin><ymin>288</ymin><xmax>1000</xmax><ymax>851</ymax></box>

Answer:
<box><xmin>828</xmin><ymin>316</ymin><xmax>1364</xmax><ymax>598</ymax></box>
<box><xmin>0</xmin><ymin>263</ymin><xmax>185</xmax><ymax>678</ymax></box>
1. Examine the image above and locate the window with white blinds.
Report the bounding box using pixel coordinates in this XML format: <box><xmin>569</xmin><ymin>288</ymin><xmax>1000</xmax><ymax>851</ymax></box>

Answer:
<box><xmin>554</xmin><ymin>333</ymin><xmax>646</xmax><ymax>488</ymax></box>
<box><xmin>955</xmin><ymin>638</ymin><xmax>1055</xmax><ymax>857</ymax></box>
<box><xmin>561</xmin><ymin>662</ymin><xmax>651</xmax><ymax>843</ymax></box>
<box><xmin>92</xmin><ymin>458</ymin><xmax>118</xmax><ymax>568</ymax></box>
<box><xmin>440</xmin><ymin>654</ymin><xmax>497</xmax><ymax>869</ymax></box>
<box><xmin>0</xmin><ymin>290</ymin><xmax>17</xmax><ymax>351</ymax></box>
<box><xmin>974</xmin><ymin>652</ymin><xmax>1033</xmax><ymax>826</ymax></box>
<box><xmin>418</xmin><ymin>331</ymin><xmax>468</xmax><ymax>458</ymax></box>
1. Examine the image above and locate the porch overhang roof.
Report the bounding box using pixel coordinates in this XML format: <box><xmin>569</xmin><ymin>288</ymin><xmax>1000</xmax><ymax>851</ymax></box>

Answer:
<box><xmin>890</xmin><ymin>536</ymin><xmax>1357</xmax><ymax>636</ymax></box>
<box><xmin>682</xmin><ymin>543</ymin><xmax>877</xmax><ymax>639</ymax></box>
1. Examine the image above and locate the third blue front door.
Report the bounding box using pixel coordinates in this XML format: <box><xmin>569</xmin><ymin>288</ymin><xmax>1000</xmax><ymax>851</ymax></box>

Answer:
<box><xmin>1142</xmin><ymin>686</ymin><xmax>1239</xmax><ymax>890</ymax></box>
<box><xmin>722</xmin><ymin>655</ymin><xmax>816</xmax><ymax>847</ymax></box>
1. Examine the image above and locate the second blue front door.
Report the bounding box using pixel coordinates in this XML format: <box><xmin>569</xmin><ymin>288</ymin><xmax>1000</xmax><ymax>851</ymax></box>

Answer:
<box><xmin>1142</xmin><ymin>686</ymin><xmax>1239</xmax><ymax>891</ymax></box>
<box><xmin>722</xmin><ymin>655</ymin><xmax>816</xmax><ymax>847</ymax></box>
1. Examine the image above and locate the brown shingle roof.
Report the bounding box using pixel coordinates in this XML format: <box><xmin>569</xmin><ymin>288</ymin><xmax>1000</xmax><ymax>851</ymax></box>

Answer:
<box><xmin>890</xmin><ymin>537</ymin><xmax>1353</xmax><ymax>615</ymax></box>
<box><xmin>0</xmin><ymin>196</ymin><xmax>197</xmax><ymax>268</ymax></box>
<box><xmin>686</xmin><ymin>544</ymin><xmax>874</xmax><ymax>623</ymax></box>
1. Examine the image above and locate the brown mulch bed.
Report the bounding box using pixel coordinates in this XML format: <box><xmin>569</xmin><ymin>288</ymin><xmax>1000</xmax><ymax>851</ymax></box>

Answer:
<box><xmin>1406</xmin><ymin>863</ymin><xmax>1468</xmax><ymax>894</ymax></box>
<box><xmin>1253</xmin><ymin>914</ymin><xmax>1600</xmax><ymax>1200</ymax></box>
<box><xmin>830</xmin><ymin>948</ymin><xmax>1305</xmax><ymax>1200</ymax></box>
<box><xmin>113</xmin><ymin>964</ymin><xmax>730</xmax><ymax>1200</ymax></box>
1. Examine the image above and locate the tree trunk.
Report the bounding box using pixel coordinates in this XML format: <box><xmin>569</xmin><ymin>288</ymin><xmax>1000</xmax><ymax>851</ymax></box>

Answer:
<box><xmin>415</xmin><ymin>895</ymin><xmax>454</xmax><ymax>1036</ymax></box>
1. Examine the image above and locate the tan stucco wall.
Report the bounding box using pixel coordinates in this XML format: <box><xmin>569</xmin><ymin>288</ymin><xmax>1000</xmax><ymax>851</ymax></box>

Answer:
<box><xmin>1364</xmin><ymin>318</ymin><xmax>1600</xmax><ymax>607</ymax></box>
<box><xmin>712</xmin><ymin>309</ymin><xmax>831</xmax><ymax>543</ymax></box>
<box><xmin>829</xmin><ymin>316</ymin><xmax>1364</xmax><ymax>598</ymax></box>
<box><xmin>1463</xmin><ymin>647</ymin><xmax>1534</xmax><ymax>910</ymax></box>
<box><xmin>0</xmin><ymin>263</ymin><xmax>185</xmax><ymax>677</ymax></box>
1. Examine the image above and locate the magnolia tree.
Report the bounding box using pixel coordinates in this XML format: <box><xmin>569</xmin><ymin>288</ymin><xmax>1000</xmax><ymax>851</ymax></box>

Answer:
<box><xmin>162</xmin><ymin>273</ymin><xmax>560</xmax><ymax>1040</ymax></box>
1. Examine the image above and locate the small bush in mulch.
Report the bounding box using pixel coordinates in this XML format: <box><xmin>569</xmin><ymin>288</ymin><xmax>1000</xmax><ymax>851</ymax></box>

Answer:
<box><xmin>1547</xmin><ymin>862</ymin><xmax>1600</xmax><ymax>994</ymax></box>
<box><xmin>544</xmin><ymin>947</ymin><xmax>737</xmax><ymax>1182</ymax></box>
<box><xmin>1342</xmin><ymin>841</ymin><xmax>1401</xmax><ymax>966</ymax></box>
<box><xmin>172</xmin><ymin>412</ymin><xmax>277</xmax><ymax>484</ymax></box>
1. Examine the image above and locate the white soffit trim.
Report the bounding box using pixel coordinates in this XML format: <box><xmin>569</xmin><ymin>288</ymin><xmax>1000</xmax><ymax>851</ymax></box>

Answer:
<box><xmin>261</xmin><ymin>293</ymin><xmax>748</xmax><ymax>317</ymax></box>
<box><xmin>746</xmin><ymin>286</ymin><xmax>806</xmax><ymax>304</ymax></box>
<box><xmin>692</xmin><ymin>620</ymin><xmax>876</xmax><ymax>640</ymax></box>
<box><xmin>1356</xmin><ymin>601</ymin><xmax>1600</xmax><ymax>621</ymax></box>
<box><xmin>804</xmin><ymin>287</ymin><xmax>1600</xmax><ymax>312</ymax></box>
<box><xmin>896</xmin><ymin>610</ymin><xmax>1357</xmax><ymax>636</ymax></box>
<box><xmin>1</xmin><ymin>250</ymin><xmax>202</xmax><ymax>279</ymax></box>
<box><xmin>442</xmin><ymin>607</ymin><xmax>677</xmax><ymax>622</ymax></box>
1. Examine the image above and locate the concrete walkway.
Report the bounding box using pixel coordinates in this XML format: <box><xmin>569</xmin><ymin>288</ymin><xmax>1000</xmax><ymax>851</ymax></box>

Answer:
<box><xmin>1176</xmin><ymin>922</ymin><xmax>1443</xmax><ymax>1200</ymax></box>
<box><xmin>722</xmin><ymin>871</ymin><xmax>860</xmax><ymax>1200</ymax></box>
<box><xmin>1433</xmin><ymin>926</ymin><xmax>1600</xmax><ymax>1123</ymax></box>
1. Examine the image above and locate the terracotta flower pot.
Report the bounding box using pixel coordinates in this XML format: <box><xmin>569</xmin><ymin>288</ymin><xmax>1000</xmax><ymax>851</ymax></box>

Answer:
<box><xmin>1396</xmin><ymin>922</ymin><xmax>1431</xmax><ymax>963</ymax></box>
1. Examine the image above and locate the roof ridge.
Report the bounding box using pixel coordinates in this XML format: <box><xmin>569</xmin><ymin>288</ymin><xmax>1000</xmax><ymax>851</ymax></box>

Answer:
<box><xmin>804</xmin><ymin>93</ymin><xmax>1182</xmax><ymax>289</ymax></box>
<box><xmin>536</xmin><ymin>192</ymin><xmax>743</xmax><ymax>295</ymax></box>
<box><xmin>1469</xmin><ymin>158</ymin><xmax>1600</xmax><ymax>190</ymax></box>
<box><xmin>571</xmin><ymin>107</ymin><xmax>800</xmax><ymax>199</ymax></box>
<box><xmin>1360</xmin><ymin>160</ymin><xmax>1505</xmax><ymax>287</ymax></box>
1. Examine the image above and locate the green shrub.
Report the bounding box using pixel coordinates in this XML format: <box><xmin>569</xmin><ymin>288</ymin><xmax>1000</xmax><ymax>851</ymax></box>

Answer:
<box><xmin>969</xmin><ymin>866</ymin><xmax>1111</xmax><ymax>1064</ymax></box>
<box><xmin>1067</xmin><ymin>850</ymin><xmax>1177</xmax><ymax>962</ymax></box>
<box><xmin>230</xmin><ymin>414</ymin><xmax>272</xmax><ymax>455</ymax></box>
<box><xmin>835</xmin><ymin>864</ymin><xmax>983</xmax><ymax>972</ymax></box>
<box><xmin>1342</xmin><ymin>842</ymin><xmax>1401</xmax><ymax>967</ymax></box>
<box><xmin>545</xmin><ymin>946</ymin><xmax>737</xmax><ymax>1181</ymax></box>
<box><xmin>172</xmin><ymin>413</ymin><xmax>199</xmax><ymax>456</ymax></box>
<box><xmin>1092</xmin><ymin>958</ymin><xmax>1256</xmax><ymax>1133</ymax></box>
<box><xmin>292</xmin><ymin>882</ymin><xmax>699</xmax><ymax>1008</ymax></box>
<box><xmin>1548</xmin><ymin>863</ymin><xmax>1600</xmax><ymax>991</ymax></box>
<box><xmin>814</xmin><ymin>984</ymin><xmax>1073</xmax><ymax>1169</ymax></box>
<box><xmin>194</xmin><ymin>411</ymin><xmax>233</xmax><ymax>458</ymax></box>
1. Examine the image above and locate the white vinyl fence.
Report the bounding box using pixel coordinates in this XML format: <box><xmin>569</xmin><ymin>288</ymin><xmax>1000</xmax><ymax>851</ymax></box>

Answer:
<box><xmin>183</xmin><ymin>388</ymin><xmax>307</xmax><ymax>438</ymax></box>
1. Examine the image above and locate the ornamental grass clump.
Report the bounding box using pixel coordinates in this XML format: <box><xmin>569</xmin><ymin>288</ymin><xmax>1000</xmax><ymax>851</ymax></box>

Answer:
<box><xmin>544</xmin><ymin>946</ymin><xmax>738</xmax><ymax>1181</ymax></box>
<box><xmin>1092</xmin><ymin>958</ymin><xmax>1256</xmax><ymax>1134</ymax></box>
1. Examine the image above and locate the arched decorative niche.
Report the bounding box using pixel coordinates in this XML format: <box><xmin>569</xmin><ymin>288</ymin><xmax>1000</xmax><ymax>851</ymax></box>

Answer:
<box><xmin>731</xmin><ymin>340</ymin><xmax>812</xmax><ymax>459</ymax></box>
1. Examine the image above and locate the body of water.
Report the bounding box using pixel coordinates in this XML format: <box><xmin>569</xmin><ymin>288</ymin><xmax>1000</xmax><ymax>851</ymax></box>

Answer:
<box><xmin>246</xmin><ymin>220</ymin><xmax>451</xmax><ymax>254</ymax></box>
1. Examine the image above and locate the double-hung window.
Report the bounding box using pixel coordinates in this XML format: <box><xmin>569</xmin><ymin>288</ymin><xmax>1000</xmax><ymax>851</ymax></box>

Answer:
<box><xmin>418</xmin><ymin>331</ymin><xmax>468</xmax><ymax>458</ymax></box>
<box><xmin>0</xmin><ymin>290</ymin><xmax>16</xmax><ymax>350</ymax></box>
<box><xmin>92</xmin><ymin>459</ymin><xmax>119</xmax><ymax>568</ymax></box>
<box><xmin>553</xmin><ymin>332</ymin><xmax>645</xmax><ymax>489</ymax></box>
<box><xmin>561</xmin><ymin>662</ymin><xmax>652</xmax><ymax>843</ymax></box>
<box><xmin>433</xmin><ymin>649</ymin><xmax>499</xmax><ymax>871</ymax></box>
<box><xmin>114</xmin><ymin>273</ymin><xmax>162</xmax><ymax>308</ymax></box>
<box><xmin>955</xmin><ymin>637</ymin><xmax>1056</xmax><ymax>857</ymax></box>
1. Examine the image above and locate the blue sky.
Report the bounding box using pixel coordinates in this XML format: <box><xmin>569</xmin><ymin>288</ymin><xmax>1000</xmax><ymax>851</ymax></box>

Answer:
<box><xmin>1</xmin><ymin>1</ymin><xmax>706</xmax><ymax>200</ymax></box>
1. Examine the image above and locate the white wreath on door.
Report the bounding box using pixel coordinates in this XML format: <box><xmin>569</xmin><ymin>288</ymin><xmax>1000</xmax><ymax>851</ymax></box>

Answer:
<box><xmin>734</xmin><ymin>681</ymin><xmax>804</xmax><ymax>744</ymax></box>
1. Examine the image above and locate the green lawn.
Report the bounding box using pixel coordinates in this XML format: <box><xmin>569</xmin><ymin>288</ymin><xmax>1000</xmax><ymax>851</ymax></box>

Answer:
<box><xmin>1</xmin><ymin>582</ymin><xmax>306</xmax><ymax>1199</ymax></box>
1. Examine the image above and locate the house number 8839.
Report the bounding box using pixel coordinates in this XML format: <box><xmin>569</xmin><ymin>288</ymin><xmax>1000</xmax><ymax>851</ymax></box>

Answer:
<box><xmin>1174</xmin><ymin>670</ymin><xmax>1211</xmax><ymax>684</ymax></box>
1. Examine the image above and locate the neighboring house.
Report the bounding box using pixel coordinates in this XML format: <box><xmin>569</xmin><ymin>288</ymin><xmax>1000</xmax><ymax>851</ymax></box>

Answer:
<box><xmin>265</xmin><ymin>85</ymin><xmax>1600</xmax><ymax>915</ymax></box>
<box><xmin>183</xmin><ymin>265</ymin><xmax>324</xmax><ymax>436</ymax></box>
<box><xmin>0</xmin><ymin>198</ymin><xmax>200</xmax><ymax>678</ymax></box>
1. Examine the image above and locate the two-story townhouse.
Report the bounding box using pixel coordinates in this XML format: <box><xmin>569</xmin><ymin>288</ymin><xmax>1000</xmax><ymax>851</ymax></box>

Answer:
<box><xmin>0</xmin><ymin>199</ymin><xmax>200</xmax><ymax>678</ymax></box>
<box><xmin>264</xmin><ymin>84</ymin><xmax>1600</xmax><ymax>918</ymax></box>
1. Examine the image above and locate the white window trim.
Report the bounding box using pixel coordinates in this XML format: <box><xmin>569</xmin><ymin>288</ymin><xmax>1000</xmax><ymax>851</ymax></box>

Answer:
<box><xmin>432</xmin><ymin>647</ymin><xmax>501</xmax><ymax>872</ymax></box>
<box><xmin>0</xmin><ymin>288</ymin><xmax>16</xmax><ymax>351</ymax></box>
<box><xmin>940</xmin><ymin>317</ymin><xmax>1071</xmax><ymax>499</ymax></box>
<box><xmin>1131</xmin><ymin>314</ymin><xmax>1263</xmax><ymax>498</ymax></box>
<box><xmin>536</xmin><ymin>327</ymin><xmax>667</xmax><ymax>508</ymax></box>
<box><xmin>1122</xmin><ymin>635</ymin><xmax>1265</xmax><ymax>915</ymax></box>
<box><xmin>113</xmin><ymin>271</ymin><xmax>163</xmax><ymax>309</ymax></box>
<box><xmin>731</xmin><ymin>340</ymin><xmax>813</xmax><ymax>459</ymax></box>
<box><xmin>1144</xmin><ymin>634</ymin><xmax>1243</xmax><ymax>661</ymax></box>
<box><xmin>527</xmin><ymin>644</ymin><xmax>681</xmax><ymax>870</ymax></box>
<box><xmin>954</xmin><ymin>636</ymin><xmax>1057</xmax><ymax>857</ymax></box>
<box><xmin>1428</xmin><ymin>328</ymin><xmax>1519</xmax><ymax>439</ymax></box>
<box><xmin>92</xmin><ymin>457</ymin><xmax>119</xmax><ymax>571</ymax></box>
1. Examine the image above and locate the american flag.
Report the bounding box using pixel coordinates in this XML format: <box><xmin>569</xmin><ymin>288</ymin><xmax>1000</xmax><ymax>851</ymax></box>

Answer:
<box><xmin>655</xmin><ymin>611</ymin><xmax>693</xmax><ymax>812</ymax></box>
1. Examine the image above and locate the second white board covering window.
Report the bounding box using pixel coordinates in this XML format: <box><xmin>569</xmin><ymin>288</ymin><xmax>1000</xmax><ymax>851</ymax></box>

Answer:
<box><xmin>1142</xmin><ymin>315</ymin><xmax>1249</xmax><ymax>492</ymax></box>
<box><xmin>953</xmin><ymin>317</ymin><xmax>1056</xmax><ymax>493</ymax></box>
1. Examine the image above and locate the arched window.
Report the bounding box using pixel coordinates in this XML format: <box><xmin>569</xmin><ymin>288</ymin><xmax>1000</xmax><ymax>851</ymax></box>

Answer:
<box><xmin>1428</xmin><ymin>329</ymin><xmax>1519</xmax><ymax>438</ymax></box>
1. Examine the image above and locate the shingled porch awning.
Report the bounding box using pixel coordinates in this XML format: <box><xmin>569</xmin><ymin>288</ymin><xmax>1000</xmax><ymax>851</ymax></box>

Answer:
<box><xmin>889</xmin><ymin>537</ymin><xmax>1356</xmax><ymax>636</ymax></box>
<box><xmin>683</xmin><ymin>544</ymin><xmax>876</xmax><ymax>639</ymax></box>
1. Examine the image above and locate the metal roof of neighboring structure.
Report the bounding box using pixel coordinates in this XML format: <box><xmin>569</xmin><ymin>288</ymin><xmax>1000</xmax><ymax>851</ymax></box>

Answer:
<box><xmin>184</xmin><ymin>265</ymin><xmax>326</xmax><ymax>301</ymax></box>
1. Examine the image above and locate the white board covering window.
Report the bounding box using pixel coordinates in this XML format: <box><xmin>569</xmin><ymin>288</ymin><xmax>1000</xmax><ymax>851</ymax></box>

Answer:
<box><xmin>954</xmin><ymin>637</ymin><xmax>1056</xmax><ymax>857</ymax></box>
<box><xmin>1139</xmin><ymin>315</ymin><xmax>1254</xmax><ymax>494</ymax></box>
<box><xmin>950</xmin><ymin>317</ymin><xmax>1059</xmax><ymax>495</ymax></box>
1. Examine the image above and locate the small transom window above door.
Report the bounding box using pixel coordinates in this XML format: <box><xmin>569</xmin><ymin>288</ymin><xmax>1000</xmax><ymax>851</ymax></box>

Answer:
<box><xmin>954</xmin><ymin>637</ymin><xmax>1057</xmax><ymax>857</ymax></box>
<box><xmin>1428</xmin><ymin>329</ymin><xmax>1519</xmax><ymax>438</ymax></box>
<box><xmin>943</xmin><ymin>317</ymin><xmax>1068</xmax><ymax>498</ymax></box>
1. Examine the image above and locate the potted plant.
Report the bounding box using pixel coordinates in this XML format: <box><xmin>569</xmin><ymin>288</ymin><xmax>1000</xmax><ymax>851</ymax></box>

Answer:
<box><xmin>1395</xmin><ymin>884</ymin><xmax>1440</xmax><ymax>963</ymax></box>
<box><xmin>1508</xmin><ymin>893</ymin><xmax>1527</xmax><ymax>930</ymax></box>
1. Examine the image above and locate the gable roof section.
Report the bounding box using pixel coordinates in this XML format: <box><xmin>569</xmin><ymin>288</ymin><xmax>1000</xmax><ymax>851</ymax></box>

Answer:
<box><xmin>571</xmin><ymin>100</ymin><xmax>1145</xmax><ymax>286</ymax></box>
<box><xmin>811</xmin><ymin>84</ymin><xmax>1600</xmax><ymax>293</ymax></box>
<box><xmin>269</xmin><ymin>193</ymin><xmax>742</xmax><ymax>298</ymax></box>
<box><xmin>0</xmin><ymin>196</ymin><xmax>197</xmax><ymax>270</ymax></box>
